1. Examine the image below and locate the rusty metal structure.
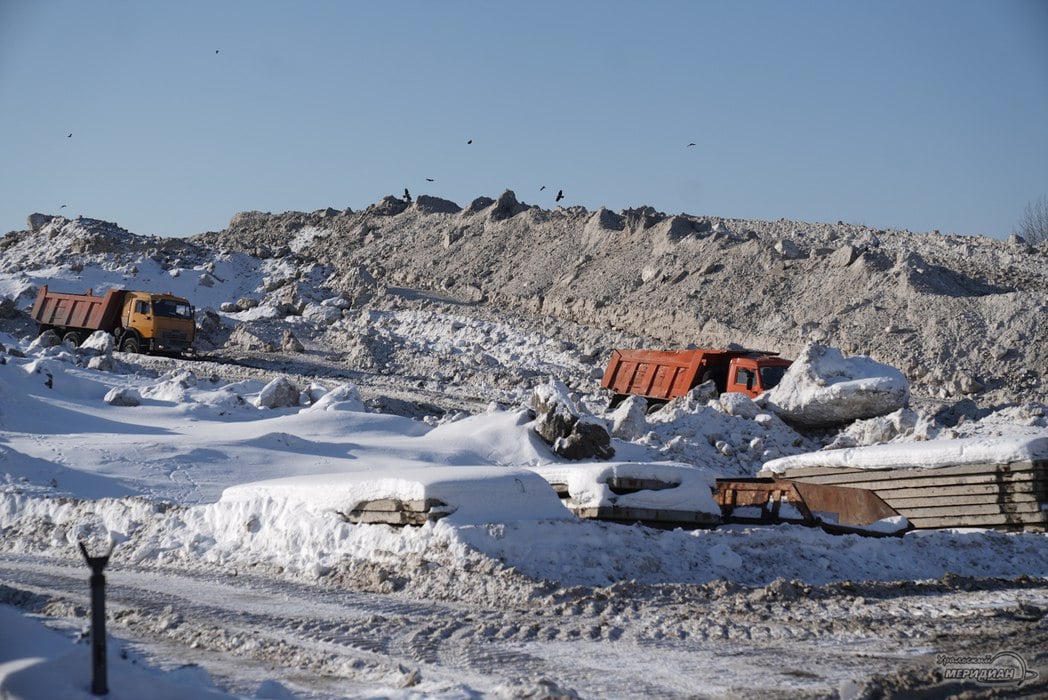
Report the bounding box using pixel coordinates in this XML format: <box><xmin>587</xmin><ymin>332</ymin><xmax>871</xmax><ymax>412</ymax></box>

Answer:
<box><xmin>714</xmin><ymin>477</ymin><xmax>903</xmax><ymax>534</ymax></box>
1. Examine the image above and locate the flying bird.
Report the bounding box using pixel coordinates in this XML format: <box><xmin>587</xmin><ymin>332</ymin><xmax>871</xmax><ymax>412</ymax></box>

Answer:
<box><xmin>466</xmin><ymin>139</ymin><xmax>472</xmax><ymax>144</ymax></box>
<box><xmin>215</xmin><ymin>49</ymin><xmax>220</xmax><ymax>54</ymax></box>
<box><xmin>687</xmin><ymin>143</ymin><xmax>696</xmax><ymax>147</ymax></box>
<box><xmin>60</xmin><ymin>204</ymin><xmax>67</xmax><ymax>209</ymax></box>
<box><xmin>555</xmin><ymin>189</ymin><xmax>564</xmax><ymax>202</ymax></box>
<box><xmin>67</xmin><ymin>133</ymin><xmax>72</xmax><ymax>138</ymax></box>
<box><xmin>539</xmin><ymin>185</ymin><xmax>546</xmax><ymax>191</ymax></box>
<box><xmin>425</xmin><ymin>178</ymin><xmax>434</xmax><ymax>182</ymax></box>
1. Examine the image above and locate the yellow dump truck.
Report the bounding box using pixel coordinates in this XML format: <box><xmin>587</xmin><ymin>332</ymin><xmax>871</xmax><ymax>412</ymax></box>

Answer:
<box><xmin>30</xmin><ymin>285</ymin><xmax>196</xmax><ymax>355</ymax></box>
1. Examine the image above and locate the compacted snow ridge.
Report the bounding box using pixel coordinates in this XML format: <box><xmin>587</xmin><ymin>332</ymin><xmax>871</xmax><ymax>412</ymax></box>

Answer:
<box><xmin>0</xmin><ymin>204</ymin><xmax>1045</xmax><ymax>699</ymax></box>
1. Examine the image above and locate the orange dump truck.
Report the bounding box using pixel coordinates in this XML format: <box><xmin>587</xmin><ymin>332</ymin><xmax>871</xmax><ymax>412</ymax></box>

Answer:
<box><xmin>601</xmin><ymin>348</ymin><xmax>791</xmax><ymax>401</ymax></box>
<box><xmin>30</xmin><ymin>285</ymin><xmax>196</xmax><ymax>355</ymax></box>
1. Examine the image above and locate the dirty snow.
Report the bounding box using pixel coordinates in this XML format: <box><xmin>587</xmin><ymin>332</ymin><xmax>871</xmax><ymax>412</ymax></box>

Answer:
<box><xmin>0</xmin><ymin>211</ymin><xmax>1045</xmax><ymax>698</ymax></box>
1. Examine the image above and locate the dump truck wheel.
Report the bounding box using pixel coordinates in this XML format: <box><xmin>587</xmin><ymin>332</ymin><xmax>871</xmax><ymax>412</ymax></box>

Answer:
<box><xmin>121</xmin><ymin>335</ymin><xmax>140</xmax><ymax>354</ymax></box>
<box><xmin>62</xmin><ymin>331</ymin><xmax>80</xmax><ymax>347</ymax></box>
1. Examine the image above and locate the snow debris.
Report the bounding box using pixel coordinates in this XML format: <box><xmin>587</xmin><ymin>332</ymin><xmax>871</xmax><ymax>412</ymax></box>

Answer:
<box><xmin>303</xmin><ymin>383</ymin><xmax>366</xmax><ymax>413</ymax></box>
<box><xmin>531</xmin><ymin>379</ymin><xmax>614</xmax><ymax>460</ymax></box>
<box><xmin>104</xmin><ymin>386</ymin><xmax>142</xmax><ymax>407</ymax></box>
<box><xmin>763</xmin><ymin>343</ymin><xmax>910</xmax><ymax>427</ymax></box>
<box><xmin>256</xmin><ymin>376</ymin><xmax>300</xmax><ymax>409</ymax></box>
<box><xmin>608</xmin><ymin>395</ymin><xmax>647</xmax><ymax>440</ymax></box>
<box><xmin>823</xmin><ymin>407</ymin><xmax>936</xmax><ymax>449</ymax></box>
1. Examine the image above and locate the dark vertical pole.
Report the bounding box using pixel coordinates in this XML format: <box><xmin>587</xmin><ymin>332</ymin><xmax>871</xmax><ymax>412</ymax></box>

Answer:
<box><xmin>79</xmin><ymin>541</ymin><xmax>112</xmax><ymax>696</ymax></box>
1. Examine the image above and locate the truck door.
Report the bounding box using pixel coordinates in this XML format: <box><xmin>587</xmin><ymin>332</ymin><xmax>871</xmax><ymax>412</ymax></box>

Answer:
<box><xmin>726</xmin><ymin>359</ymin><xmax>761</xmax><ymax>397</ymax></box>
<box><xmin>124</xmin><ymin>296</ymin><xmax>153</xmax><ymax>336</ymax></box>
<box><xmin>731</xmin><ymin>367</ymin><xmax>757</xmax><ymax>395</ymax></box>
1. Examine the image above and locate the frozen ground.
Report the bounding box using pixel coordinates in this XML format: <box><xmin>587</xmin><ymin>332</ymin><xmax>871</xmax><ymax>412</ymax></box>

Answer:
<box><xmin>0</xmin><ymin>211</ymin><xmax>1045</xmax><ymax>698</ymax></box>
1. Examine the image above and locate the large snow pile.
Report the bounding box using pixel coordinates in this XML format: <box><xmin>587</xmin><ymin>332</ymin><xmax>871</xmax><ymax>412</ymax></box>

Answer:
<box><xmin>762</xmin><ymin>343</ymin><xmax>910</xmax><ymax>427</ymax></box>
<box><xmin>195</xmin><ymin>195</ymin><xmax>1048</xmax><ymax>406</ymax></box>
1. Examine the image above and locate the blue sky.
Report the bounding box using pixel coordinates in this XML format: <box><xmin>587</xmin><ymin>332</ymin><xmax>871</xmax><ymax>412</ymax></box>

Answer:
<box><xmin>1</xmin><ymin>1</ymin><xmax>1045</xmax><ymax>239</ymax></box>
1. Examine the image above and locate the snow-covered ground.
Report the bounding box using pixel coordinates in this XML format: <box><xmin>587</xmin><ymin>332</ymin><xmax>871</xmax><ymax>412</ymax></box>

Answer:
<box><xmin>0</xmin><ymin>216</ymin><xmax>1045</xmax><ymax>698</ymax></box>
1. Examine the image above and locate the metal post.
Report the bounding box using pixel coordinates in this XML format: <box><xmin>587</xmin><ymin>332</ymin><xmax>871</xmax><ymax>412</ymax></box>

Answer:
<box><xmin>79</xmin><ymin>541</ymin><xmax>113</xmax><ymax>696</ymax></box>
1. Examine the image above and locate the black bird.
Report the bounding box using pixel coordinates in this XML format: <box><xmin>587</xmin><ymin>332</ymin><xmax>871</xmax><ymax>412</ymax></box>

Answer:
<box><xmin>425</xmin><ymin>178</ymin><xmax>434</xmax><ymax>182</ymax></box>
<box><xmin>215</xmin><ymin>49</ymin><xmax>220</xmax><ymax>54</ymax></box>
<box><xmin>539</xmin><ymin>185</ymin><xmax>546</xmax><ymax>191</ymax></box>
<box><xmin>60</xmin><ymin>204</ymin><xmax>67</xmax><ymax>209</ymax></box>
<box><xmin>687</xmin><ymin>142</ymin><xmax>696</xmax><ymax>147</ymax></box>
<box><xmin>67</xmin><ymin>133</ymin><xmax>72</xmax><ymax>138</ymax></box>
<box><xmin>466</xmin><ymin>139</ymin><xmax>472</xmax><ymax>144</ymax></box>
<box><xmin>555</xmin><ymin>189</ymin><xmax>564</xmax><ymax>202</ymax></box>
<box><xmin>403</xmin><ymin>188</ymin><xmax>412</xmax><ymax>203</ymax></box>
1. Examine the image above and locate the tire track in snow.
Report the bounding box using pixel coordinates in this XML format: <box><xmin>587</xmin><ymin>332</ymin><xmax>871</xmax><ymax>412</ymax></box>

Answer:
<box><xmin>3</xmin><ymin>553</ymin><xmax>1044</xmax><ymax>698</ymax></box>
<box><xmin>0</xmin><ymin>555</ymin><xmax>707</xmax><ymax>697</ymax></box>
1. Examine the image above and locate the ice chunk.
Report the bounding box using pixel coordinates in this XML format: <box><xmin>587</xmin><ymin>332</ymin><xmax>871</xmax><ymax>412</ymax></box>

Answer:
<box><xmin>763</xmin><ymin>344</ymin><xmax>908</xmax><ymax>427</ymax></box>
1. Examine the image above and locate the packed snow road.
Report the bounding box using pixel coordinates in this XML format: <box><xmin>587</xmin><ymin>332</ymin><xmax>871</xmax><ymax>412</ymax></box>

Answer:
<box><xmin>1</xmin><ymin>552</ymin><xmax>1045</xmax><ymax>698</ymax></box>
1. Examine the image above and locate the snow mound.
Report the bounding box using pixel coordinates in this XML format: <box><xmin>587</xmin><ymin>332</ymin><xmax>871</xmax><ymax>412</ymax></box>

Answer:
<box><xmin>221</xmin><ymin>466</ymin><xmax>571</xmax><ymax>526</ymax></box>
<box><xmin>763</xmin><ymin>343</ymin><xmax>909</xmax><ymax>427</ymax></box>
<box><xmin>529</xmin><ymin>461</ymin><xmax>720</xmax><ymax>514</ymax></box>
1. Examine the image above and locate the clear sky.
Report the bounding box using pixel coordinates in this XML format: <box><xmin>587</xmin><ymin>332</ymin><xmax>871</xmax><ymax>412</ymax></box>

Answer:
<box><xmin>1</xmin><ymin>1</ymin><xmax>1046</xmax><ymax>239</ymax></box>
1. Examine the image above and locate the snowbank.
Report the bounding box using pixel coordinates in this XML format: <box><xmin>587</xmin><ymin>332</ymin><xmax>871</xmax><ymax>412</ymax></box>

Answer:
<box><xmin>221</xmin><ymin>466</ymin><xmax>571</xmax><ymax>525</ymax></box>
<box><xmin>763</xmin><ymin>344</ymin><xmax>909</xmax><ymax>427</ymax></box>
<box><xmin>762</xmin><ymin>435</ymin><xmax>1048</xmax><ymax>474</ymax></box>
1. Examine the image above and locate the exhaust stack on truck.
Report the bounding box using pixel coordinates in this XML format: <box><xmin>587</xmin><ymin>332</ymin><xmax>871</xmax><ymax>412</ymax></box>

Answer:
<box><xmin>30</xmin><ymin>285</ymin><xmax>196</xmax><ymax>355</ymax></box>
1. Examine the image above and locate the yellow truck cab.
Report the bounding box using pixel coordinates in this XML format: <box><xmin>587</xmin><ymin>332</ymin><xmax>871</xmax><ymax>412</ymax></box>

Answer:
<box><xmin>119</xmin><ymin>291</ymin><xmax>196</xmax><ymax>354</ymax></box>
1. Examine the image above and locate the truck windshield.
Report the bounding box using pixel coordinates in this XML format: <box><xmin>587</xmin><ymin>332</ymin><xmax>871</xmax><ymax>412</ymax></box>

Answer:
<box><xmin>152</xmin><ymin>299</ymin><xmax>193</xmax><ymax>319</ymax></box>
<box><xmin>759</xmin><ymin>365</ymin><xmax>788</xmax><ymax>390</ymax></box>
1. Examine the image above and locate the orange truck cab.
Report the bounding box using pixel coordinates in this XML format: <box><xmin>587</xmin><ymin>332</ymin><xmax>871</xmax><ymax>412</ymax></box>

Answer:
<box><xmin>601</xmin><ymin>348</ymin><xmax>791</xmax><ymax>402</ymax></box>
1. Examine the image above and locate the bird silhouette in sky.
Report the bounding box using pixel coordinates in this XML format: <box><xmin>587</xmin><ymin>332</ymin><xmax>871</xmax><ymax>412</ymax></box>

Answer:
<box><xmin>425</xmin><ymin>178</ymin><xmax>434</xmax><ymax>182</ymax></box>
<box><xmin>67</xmin><ymin>133</ymin><xmax>72</xmax><ymax>138</ymax></box>
<box><xmin>215</xmin><ymin>49</ymin><xmax>219</xmax><ymax>54</ymax></box>
<box><xmin>466</xmin><ymin>139</ymin><xmax>472</xmax><ymax>144</ymax></box>
<box><xmin>687</xmin><ymin>142</ymin><xmax>696</xmax><ymax>147</ymax></box>
<box><xmin>539</xmin><ymin>185</ymin><xmax>546</xmax><ymax>191</ymax></box>
<box><xmin>404</xmin><ymin>188</ymin><xmax>412</xmax><ymax>203</ymax></box>
<box><xmin>555</xmin><ymin>190</ymin><xmax>564</xmax><ymax>202</ymax></box>
<box><xmin>60</xmin><ymin>204</ymin><xmax>67</xmax><ymax>209</ymax></box>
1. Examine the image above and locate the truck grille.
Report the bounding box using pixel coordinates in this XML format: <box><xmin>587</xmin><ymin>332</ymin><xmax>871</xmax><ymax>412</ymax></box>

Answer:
<box><xmin>158</xmin><ymin>330</ymin><xmax>191</xmax><ymax>351</ymax></box>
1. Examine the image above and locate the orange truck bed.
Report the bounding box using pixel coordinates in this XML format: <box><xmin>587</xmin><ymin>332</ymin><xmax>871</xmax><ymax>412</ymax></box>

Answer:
<box><xmin>29</xmin><ymin>285</ymin><xmax>125</xmax><ymax>333</ymax></box>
